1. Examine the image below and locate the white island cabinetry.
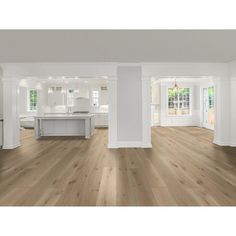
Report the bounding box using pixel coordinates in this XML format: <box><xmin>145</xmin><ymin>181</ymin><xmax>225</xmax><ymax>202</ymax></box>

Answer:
<box><xmin>34</xmin><ymin>114</ymin><xmax>94</xmax><ymax>139</ymax></box>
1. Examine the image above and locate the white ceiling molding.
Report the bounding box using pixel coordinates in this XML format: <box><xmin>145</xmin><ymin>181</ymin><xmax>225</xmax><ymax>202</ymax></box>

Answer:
<box><xmin>0</xmin><ymin>63</ymin><xmax>117</xmax><ymax>77</ymax></box>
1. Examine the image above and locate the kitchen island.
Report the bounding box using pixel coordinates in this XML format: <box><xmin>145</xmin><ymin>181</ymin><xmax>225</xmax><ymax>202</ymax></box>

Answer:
<box><xmin>34</xmin><ymin>114</ymin><xmax>95</xmax><ymax>139</ymax></box>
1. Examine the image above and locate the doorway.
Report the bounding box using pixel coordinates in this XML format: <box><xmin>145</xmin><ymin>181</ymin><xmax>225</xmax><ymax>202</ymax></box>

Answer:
<box><xmin>203</xmin><ymin>86</ymin><xmax>215</xmax><ymax>130</ymax></box>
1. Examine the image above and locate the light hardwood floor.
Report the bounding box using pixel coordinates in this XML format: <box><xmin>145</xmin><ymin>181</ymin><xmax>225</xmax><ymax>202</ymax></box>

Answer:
<box><xmin>0</xmin><ymin>127</ymin><xmax>236</xmax><ymax>206</ymax></box>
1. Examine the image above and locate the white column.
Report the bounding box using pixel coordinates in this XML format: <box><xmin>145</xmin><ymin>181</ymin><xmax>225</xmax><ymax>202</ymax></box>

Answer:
<box><xmin>213</xmin><ymin>77</ymin><xmax>231</xmax><ymax>146</ymax></box>
<box><xmin>230</xmin><ymin>77</ymin><xmax>236</xmax><ymax>146</ymax></box>
<box><xmin>159</xmin><ymin>82</ymin><xmax>167</xmax><ymax>126</ymax></box>
<box><xmin>2</xmin><ymin>77</ymin><xmax>21</xmax><ymax>149</ymax></box>
<box><xmin>108</xmin><ymin>77</ymin><xmax>117</xmax><ymax>148</ymax></box>
<box><xmin>142</xmin><ymin>77</ymin><xmax>152</xmax><ymax>147</ymax></box>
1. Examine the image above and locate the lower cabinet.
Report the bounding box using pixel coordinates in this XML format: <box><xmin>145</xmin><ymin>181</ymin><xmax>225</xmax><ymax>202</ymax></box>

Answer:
<box><xmin>94</xmin><ymin>113</ymin><xmax>108</xmax><ymax>127</ymax></box>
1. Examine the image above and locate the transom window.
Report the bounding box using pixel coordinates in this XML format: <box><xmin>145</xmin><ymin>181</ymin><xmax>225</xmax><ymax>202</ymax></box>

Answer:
<box><xmin>168</xmin><ymin>88</ymin><xmax>190</xmax><ymax>115</ymax></box>
<box><xmin>27</xmin><ymin>89</ymin><xmax>37</xmax><ymax>111</ymax></box>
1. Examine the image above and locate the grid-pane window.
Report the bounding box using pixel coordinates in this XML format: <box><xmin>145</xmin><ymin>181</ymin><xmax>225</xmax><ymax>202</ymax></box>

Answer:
<box><xmin>28</xmin><ymin>89</ymin><xmax>37</xmax><ymax>111</ymax></box>
<box><xmin>92</xmin><ymin>90</ymin><xmax>99</xmax><ymax>107</ymax></box>
<box><xmin>168</xmin><ymin>88</ymin><xmax>190</xmax><ymax>115</ymax></box>
<box><xmin>208</xmin><ymin>87</ymin><xmax>214</xmax><ymax>109</ymax></box>
<box><xmin>208</xmin><ymin>86</ymin><xmax>215</xmax><ymax>125</ymax></box>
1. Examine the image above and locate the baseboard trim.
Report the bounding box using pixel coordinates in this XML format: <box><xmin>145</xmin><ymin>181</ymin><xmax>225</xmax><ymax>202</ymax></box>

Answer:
<box><xmin>108</xmin><ymin>141</ymin><xmax>152</xmax><ymax>149</ymax></box>
<box><xmin>212</xmin><ymin>139</ymin><xmax>236</xmax><ymax>148</ymax></box>
<box><xmin>3</xmin><ymin>142</ymin><xmax>21</xmax><ymax>149</ymax></box>
<box><xmin>107</xmin><ymin>142</ymin><xmax>118</xmax><ymax>149</ymax></box>
<box><xmin>141</xmin><ymin>143</ymin><xmax>152</xmax><ymax>148</ymax></box>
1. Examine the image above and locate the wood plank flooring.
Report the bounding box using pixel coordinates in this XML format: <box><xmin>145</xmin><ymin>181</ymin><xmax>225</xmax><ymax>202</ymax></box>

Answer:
<box><xmin>0</xmin><ymin>127</ymin><xmax>236</xmax><ymax>206</ymax></box>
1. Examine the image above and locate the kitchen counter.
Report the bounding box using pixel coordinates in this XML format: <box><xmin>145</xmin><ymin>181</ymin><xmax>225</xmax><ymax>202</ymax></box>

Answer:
<box><xmin>34</xmin><ymin>114</ymin><xmax>95</xmax><ymax>139</ymax></box>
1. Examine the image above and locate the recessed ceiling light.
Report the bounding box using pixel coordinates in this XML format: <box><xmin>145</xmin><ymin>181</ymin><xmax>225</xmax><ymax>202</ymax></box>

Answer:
<box><xmin>48</xmin><ymin>76</ymin><xmax>53</xmax><ymax>80</ymax></box>
<box><xmin>84</xmin><ymin>80</ymin><xmax>88</xmax><ymax>83</ymax></box>
<box><xmin>102</xmin><ymin>76</ymin><xmax>108</xmax><ymax>79</ymax></box>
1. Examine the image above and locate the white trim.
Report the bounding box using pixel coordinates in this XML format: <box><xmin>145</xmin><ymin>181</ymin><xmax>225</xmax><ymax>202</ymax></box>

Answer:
<box><xmin>213</xmin><ymin>140</ymin><xmax>236</xmax><ymax>147</ymax></box>
<box><xmin>213</xmin><ymin>139</ymin><xmax>230</xmax><ymax>146</ymax></box>
<box><xmin>1</xmin><ymin>63</ymin><xmax>118</xmax><ymax>78</ymax></box>
<box><xmin>109</xmin><ymin>141</ymin><xmax>152</xmax><ymax>149</ymax></box>
<box><xmin>142</xmin><ymin>76</ymin><xmax>152</xmax><ymax>148</ymax></box>
<box><xmin>117</xmin><ymin>63</ymin><xmax>142</xmax><ymax>67</ymax></box>
<box><xmin>108</xmin><ymin>77</ymin><xmax>117</xmax><ymax>148</ymax></box>
<box><xmin>3</xmin><ymin>142</ymin><xmax>21</xmax><ymax>149</ymax></box>
<box><xmin>141</xmin><ymin>142</ymin><xmax>152</xmax><ymax>148</ymax></box>
<box><xmin>2</xmin><ymin>78</ymin><xmax>21</xmax><ymax>150</ymax></box>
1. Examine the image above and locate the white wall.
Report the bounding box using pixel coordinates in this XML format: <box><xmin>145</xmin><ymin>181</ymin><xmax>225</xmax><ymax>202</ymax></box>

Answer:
<box><xmin>159</xmin><ymin>81</ymin><xmax>200</xmax><ymax>127</ymax></box>
<box><xmin>117</xmin><ymin>66</ymin><xmax>142</xmax><ymax>143</ymax></box>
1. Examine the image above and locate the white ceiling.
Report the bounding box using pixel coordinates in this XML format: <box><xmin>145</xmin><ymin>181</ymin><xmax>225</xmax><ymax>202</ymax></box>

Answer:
<box><xmin>1</xmin><ymin>30</ymin><xmax>236</xmax><ymax>63</ymax></box>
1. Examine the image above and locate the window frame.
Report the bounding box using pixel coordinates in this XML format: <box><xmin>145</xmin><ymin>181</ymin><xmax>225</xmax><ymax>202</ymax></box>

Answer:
<box><xmin>27</xmin><ymin>89</ymin><xmax>38</xmax><ymax>112</ymax></box>
<box><xmin>167</xmin><ymin>87</ymin><xmax>192</xmax><ymax>117</ymax></box>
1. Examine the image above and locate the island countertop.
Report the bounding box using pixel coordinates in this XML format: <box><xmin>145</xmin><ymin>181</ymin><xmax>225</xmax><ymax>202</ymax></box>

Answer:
<box><xmin>35</xmin><ymin>113</ymin><xmax>94</xmax><ymax>119</ymax></box>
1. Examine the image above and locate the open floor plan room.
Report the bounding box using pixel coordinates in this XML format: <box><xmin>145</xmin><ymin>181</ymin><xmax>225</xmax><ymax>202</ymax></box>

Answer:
<box><xmin>1</xmin><ymin>127</ymin><xmax>236</xmax><ymax>206</ymax></box>
<box><xmin>0</xmin><ymin>30</ymin><xmax>236</xmax><ymax>207</ymax></box>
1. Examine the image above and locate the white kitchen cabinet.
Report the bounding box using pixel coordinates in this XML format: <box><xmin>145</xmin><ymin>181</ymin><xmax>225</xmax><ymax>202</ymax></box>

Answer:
<box><xmin>100</xmin><ymin>89</ymin><xmax>108</xmax><ymax>105</ymax></box>
<box><xmin>48</xmin><ymin>91</ymin><xmax>65</xmax><ymax>106</ymax></box>
<box><xmin>94</xmin><ymin>112</ymin><xmax>108</xmax><ymax>127</ymax></box>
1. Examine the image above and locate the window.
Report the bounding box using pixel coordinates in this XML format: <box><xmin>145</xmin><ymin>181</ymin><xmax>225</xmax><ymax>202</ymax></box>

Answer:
<box><xmin>208</xmin><ymin>87</ymin><xmax>214</xmax><ymax>109</ymax></box>
<box><xmin>92</xmin><ymin>90</ymin><xmax>99</xmax><ymax>107</ymax></box>
<box><xmin>208</xmin><ymin>86</ymin><xmax>215</xmax><ymax>125</ymax></box>
<box><xmin>28</xmin><ymin>89</ymin><xmax>37</xmax><ymax>111</ymax></box>
<box><xmin>168</xmin><ymin>88</ymin><xmax>190</xmax><ymax>115</ymax></box>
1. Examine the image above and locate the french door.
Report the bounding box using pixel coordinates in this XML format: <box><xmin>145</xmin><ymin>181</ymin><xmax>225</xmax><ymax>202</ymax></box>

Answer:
<box><xmin>203</xmin><ymin>87</ymin><xmax>214</xmax><ymax>130</ymax></box>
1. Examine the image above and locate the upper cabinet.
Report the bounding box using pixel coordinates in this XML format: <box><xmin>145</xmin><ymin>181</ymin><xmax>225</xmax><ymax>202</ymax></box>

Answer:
<box><xmin>100</xmin><ymin>86</ymin><xmax>108</xmax><ymax>105</ymax></box>
<box><xmin>48</xmin><ymin>87</ymin><xmax>65</xmax><ymax>106</ymax></box>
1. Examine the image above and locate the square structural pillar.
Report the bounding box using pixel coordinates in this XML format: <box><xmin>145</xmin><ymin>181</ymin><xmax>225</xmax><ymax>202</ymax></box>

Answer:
<box><xmin>213</xmin><ymin>77</ymin><xmax>231</xmax><ymax>146</ymax></box>
<box><xmin>108</xmin><ymin>76</ymin><xmax>118</xmax><ymax>148</ymax></box>
<box><xmin>142</xmin><ymin>77</ymin><xmax>152</xmax><ymax>147</ymax></box>
<box><xmin>2</xmin><ymin>77</ymin><xmax>20</xmax><ymax>149</ymax></box>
